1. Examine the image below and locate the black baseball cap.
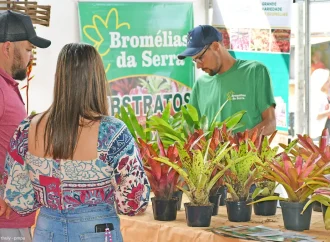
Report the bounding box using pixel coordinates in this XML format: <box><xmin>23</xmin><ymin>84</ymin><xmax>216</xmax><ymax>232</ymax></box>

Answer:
<box><xmin>0</xmin><ymin>10</ymin><xmax>51</xmax><ymax>48</ymax></box>
<box><xmin>178</xmin><ymin>25</ymin><xmax>222</xmax><ymax>60</ymax></box>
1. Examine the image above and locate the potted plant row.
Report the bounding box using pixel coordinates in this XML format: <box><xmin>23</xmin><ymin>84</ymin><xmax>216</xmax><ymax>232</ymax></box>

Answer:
<box><xmin>116</xmin><ymin>101</ymin><xmax>246</xmax><ymax>225</ymax></box>
<box><xmin>117</xmin><ymin>100</ymin><xmax>330</xmax><ymax>233</ymax></box>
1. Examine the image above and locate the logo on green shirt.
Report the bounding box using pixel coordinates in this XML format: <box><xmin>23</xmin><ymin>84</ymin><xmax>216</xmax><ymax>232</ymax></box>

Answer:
<box><xmin>226</xmin><ymin>91</ymin><xmax>246</xmax><ymax>101</ymax></box>
<box><xmin>227</xmin><ymin>91</ymin><xmax>234</xmax><ymax>101</ymax></box>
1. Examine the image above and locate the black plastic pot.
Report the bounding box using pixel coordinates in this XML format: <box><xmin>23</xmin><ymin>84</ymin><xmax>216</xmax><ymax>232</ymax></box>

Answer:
<box><xmin>280</xmin><ymin>200</ymin><xmax>312</xmax><ymax>231</ymax></box>
<box><xmin>172</xmin><ymin>190</ymin><xmax>183</xmax><ymax>211</ymax></box>
<box><xmin>321</xmin><ymin>204</ymin><xmax>328</xmax><ymax>222</ymax></box>
<box><xmin>209</xmin><ymin>193</ymin><xmax>222</xmax><ymax>216</ymax></box>
<box><xmin>184</xmin><ymin>203</ymin><xmax>214</xmax><ymax>227</ymax></box>
<box><xmin>253</xmin><ymin>193</ymin><xmax>279</xmax><ymax>216</ymax></box>
<box><xmin>313</xmin><ymin>201</ymin><xmax>322</xmax><ymax>212</ymax></box>
<box><xmin>218</xmin><ymin>186</ymin><xmax>227</xmax><ymax>206</ymax></box>
<box><xmin>225</xmin><ymin>199</ymin><xmax>252</xmax><ymax>222</ymax></box>
<box><xmin>151</xmin><ymin>197</ymin><xmax>178</xmax><ymax>221</ymax></box>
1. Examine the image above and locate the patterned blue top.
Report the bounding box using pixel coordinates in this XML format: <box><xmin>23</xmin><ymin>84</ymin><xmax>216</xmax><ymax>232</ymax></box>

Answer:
<box><xmin>2</xmin><ymin>116</ymin><xmax>150</xmax><ymax>216</ymax></box>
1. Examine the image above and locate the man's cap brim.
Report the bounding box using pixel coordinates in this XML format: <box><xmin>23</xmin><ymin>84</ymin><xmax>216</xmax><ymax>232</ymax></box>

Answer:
<box><xmin>29</xmin><ymin>36</ymin><xmax>51</xmax><ymax>48</ymax></box>
<box><xmin>177</xmin><ymin>46</ymin><xmax>204</xmax><ymax>60</ymax></box>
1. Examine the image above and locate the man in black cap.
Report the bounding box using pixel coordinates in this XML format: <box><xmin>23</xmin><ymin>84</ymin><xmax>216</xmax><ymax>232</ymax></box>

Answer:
<box><xmin>0</xmin><ymin>10</ymin><xmax>51</xmax><ymax>241</ymax></box>
<box><xmin>178</xmin><ymin>25</ymin><xmax>276</xmax><ymax>136</ymax></box>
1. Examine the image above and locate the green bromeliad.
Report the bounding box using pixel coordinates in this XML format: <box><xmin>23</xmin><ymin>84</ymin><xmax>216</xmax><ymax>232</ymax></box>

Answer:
<box><xmin>252</xmin><ymin>131</ymin><xmax>279</xmax><ymax>198</ymax></box>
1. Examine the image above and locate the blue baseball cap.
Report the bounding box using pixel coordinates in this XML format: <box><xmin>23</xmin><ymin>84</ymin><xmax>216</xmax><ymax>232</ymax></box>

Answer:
<box><xmin>178</xmin><ymin>25</ymin><xmax>222</xmax><ymax>60</ymax></box>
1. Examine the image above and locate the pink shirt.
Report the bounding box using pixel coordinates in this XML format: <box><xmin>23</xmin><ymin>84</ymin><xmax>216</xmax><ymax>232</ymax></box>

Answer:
<box><xmin>0</xmin><ymin>67</ymin><xmax>36</xmax><ymax>228</ymax></box>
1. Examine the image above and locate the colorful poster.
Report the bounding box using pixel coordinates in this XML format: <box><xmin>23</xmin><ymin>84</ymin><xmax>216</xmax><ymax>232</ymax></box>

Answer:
<box><xmin>213</xmin><ymin>0</ymin><xmax>292</xmax><ymax>131</ymax></box>
<box><xmin>78</xmin><ymin>2</ymin><xmax>194</xmax><ymax>124</ymax></box>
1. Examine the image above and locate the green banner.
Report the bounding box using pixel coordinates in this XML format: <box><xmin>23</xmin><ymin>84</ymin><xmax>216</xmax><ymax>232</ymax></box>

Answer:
<box><xmin>78</xmin><ymin>2</ymin><xmax>194</xmax><ymax>123</ymax></box>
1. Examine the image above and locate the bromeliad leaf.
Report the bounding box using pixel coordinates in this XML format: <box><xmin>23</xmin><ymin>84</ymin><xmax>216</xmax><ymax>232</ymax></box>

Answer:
<box><xmin>200</xmin><ymin>115</ymin><xmax>208</xmax><ymax>133</ymax></box>
<box><xmin>184</xmin><ymin>104</ymin><xmax>199</xmax><ymax>122</ymax></box>
<box><xmin>127</xmin><ymin>105</ymin><xmax>146</xmax><ymax>140</ymax></box>
<box><xmin>181</xmin><ymin>105</ymin><xmax>197</xmax><ymax>130</ymax></box>
<box><xmin>223</xmin><ymin>110</ymin><xmax>246</xmax><ymax>130</ymax></box>
<box><xmin>210</xmin><ymin>100</ymin><xmax>228</xmax><ymax>130</ymax></box>
<box><xmin>161</xmin><ymin>102</ymin><xmax>171</xmax><ymax>121</ymax></box>
<box><xmin>248</xmin><ymin>196</ymin><xmax>286</xmax><ymax>205</ymax></box>
<box><xmin>119</xmin><ymin>106</ymin><xmax>137</xmax><ymax>141</ymax></box>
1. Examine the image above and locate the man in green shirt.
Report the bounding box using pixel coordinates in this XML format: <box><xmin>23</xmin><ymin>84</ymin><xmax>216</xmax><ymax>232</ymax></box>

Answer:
<box><xmin>178</xmin><ymin>25</ymin><xmax>276</xmax><ymax>135</ymax></box>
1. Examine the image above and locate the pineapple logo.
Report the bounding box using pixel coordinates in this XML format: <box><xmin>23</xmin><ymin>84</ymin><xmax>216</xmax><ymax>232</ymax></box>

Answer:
<box><xmin>226</xmin><ymin>91</ymin><xmax>234</xmax><ymax>101</ymax></box>
<box><xmin>83</xmin><ymin>9</ymin><xmax>130</xmax><ymax>74</ymax></box>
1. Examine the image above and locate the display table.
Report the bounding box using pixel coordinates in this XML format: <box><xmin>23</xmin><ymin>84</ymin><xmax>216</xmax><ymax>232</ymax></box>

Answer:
<box><xmin>31</xmin><ymin>199</ymin><xmax>329</xmax><ymax>242</ymax></box>
<box><xmin>119</xmin><ymin>205</ymin><xmax>329</xmax><ymax>242</ymax></box>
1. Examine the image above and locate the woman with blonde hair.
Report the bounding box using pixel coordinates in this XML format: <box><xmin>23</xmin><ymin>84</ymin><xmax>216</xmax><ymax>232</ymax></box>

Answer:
<box><xmin>2</xmin><ymin>43</ymin><xmax>150</xmax><ymax>242</ymax></box>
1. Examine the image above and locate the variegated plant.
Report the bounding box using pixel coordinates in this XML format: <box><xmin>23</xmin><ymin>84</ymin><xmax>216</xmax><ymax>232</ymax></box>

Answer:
<box><xmin>252</xmin><ymin>131</ymin><xmax>280</xmax><ymax>198</ymax></box>
<box><xmin>223</xmin><ymin>130</ymin><xmax>261</xmax><ymax>201</ymax></box>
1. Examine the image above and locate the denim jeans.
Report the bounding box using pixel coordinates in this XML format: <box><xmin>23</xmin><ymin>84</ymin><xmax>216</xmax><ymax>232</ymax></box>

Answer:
<box><xmin>33</xmin><ymin>204</ymin><xmax>123</xmax><ymax>242</ymax></box>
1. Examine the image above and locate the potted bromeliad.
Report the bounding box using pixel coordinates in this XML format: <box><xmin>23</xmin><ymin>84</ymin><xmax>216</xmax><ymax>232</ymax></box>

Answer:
<box><xmin>207</xmin><ymin>126</ymin><xmax>235</xmax><ymax>216</ymax></box>
<box><xmin>297</xmin><ymin>129</ymin><xmax>330</xmax><ymax>229</ymax></box>
<box><xmin>302</xmin><ymin>185</ymin><xmax>330</xmax><ymax>230</ymax></box>
<box><xmin>223</xmin><ymin>130</ymin><xmax>260</xmax><ymax>222</ymax></box>
<box><xmin>251</xmin><ymin>131</ymin><xmax>280</xmax><ymax>216</ymax></box>
<box><xmin>251</xmin><ymin>144</ymin><xmax>330</xmax><ymax>231</ymax></box>
<box><xmin>291</xmin><ymin>129</ymin><xmax>330</xmax><ymax>212</ymax></box>
<box><xmin>117</xmin><ymin>104</ymin><xmax>183</xmax><ymax>220</ymax></box>
<box><xmin>138</xmin><ymin>136</ymin><xmax>181</xmax><ymax>221</ymax></box>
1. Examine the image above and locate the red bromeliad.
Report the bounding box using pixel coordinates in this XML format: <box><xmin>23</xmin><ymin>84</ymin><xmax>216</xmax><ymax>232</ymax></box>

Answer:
<box><xmin>280</xmin><ymin>128</ymin><xmax>330</xmax><ymax>169</ymax></box>
<box><xmin>138</xmin><ymin>136</ymin><xmax>181</xmax><ymax>200</ymax></box>
<box><xmin>251</xmin><ymin>152</ymin><xmax>330</xmax><ymax>204</ymax></box>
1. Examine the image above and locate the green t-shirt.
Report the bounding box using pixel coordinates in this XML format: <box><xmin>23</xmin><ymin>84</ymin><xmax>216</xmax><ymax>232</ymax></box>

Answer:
<box><xmin>189</xmin><ymin>59</ymin><xmax>276</xmax><ymax>132</ymax></box>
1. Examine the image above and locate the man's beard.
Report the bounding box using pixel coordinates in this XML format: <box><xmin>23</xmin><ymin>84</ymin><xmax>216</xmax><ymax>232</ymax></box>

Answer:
<box><xmin>209</xmin><ymin>69</ymin><xmax>218</xmax><ymax>76</ymax></box>
<box><xmin>11</xmin><ymin>48</ymin><xmax>27</xmax><ymax>81</ymax></box>
<box><xmin>207</xmin><ymin>66</ymin><xmax>221</xmax><ymax>76</ymax></box>
<box><xmin>204</xmin><ymin>61</ymin><xmax>221</xmax><ymax>76</ymax></box>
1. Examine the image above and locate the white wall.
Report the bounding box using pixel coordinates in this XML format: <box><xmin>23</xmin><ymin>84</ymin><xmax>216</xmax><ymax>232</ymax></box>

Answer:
<box><xmin>21</xmin><ymin>0</ymin><xmax>207</xmax><ymax>113</ymax></box>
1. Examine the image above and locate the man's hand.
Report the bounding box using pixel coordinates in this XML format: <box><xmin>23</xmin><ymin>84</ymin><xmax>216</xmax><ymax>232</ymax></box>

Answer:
<box><xmin>252</xmin><ymin>106</ymin><xmax>276</xmax><ymax>136</ymax></box>
<box><xmin>0</xmin><ymin>198</ymin><xmax>11</xmax><ymax>219</ymax></box>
